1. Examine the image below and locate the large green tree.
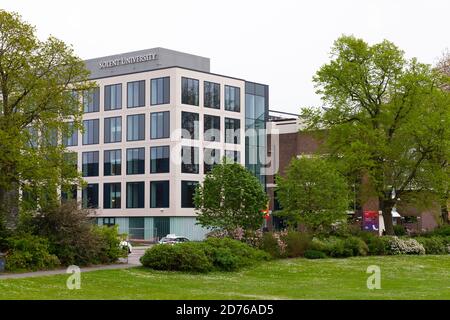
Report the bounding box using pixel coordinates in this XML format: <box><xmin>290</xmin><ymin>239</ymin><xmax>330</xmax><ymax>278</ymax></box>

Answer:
<box><xmin>0</xmin><ymin>10</ymin><xmax>91</xmax><ymax>229</ymax></box>
<box><xmin>301</xmin><ymin>36</ymin><xmax>450</xmax><ymax>234</ymax></box>
<box><xmin>275</xmin><ymin>157</ymin><xmax>349</xmax><ymax>232</ymax></box>
<box><xmin>194</xmin><ymin>160</ymin><xmax>268</xmax><ymax>232</ymax></box>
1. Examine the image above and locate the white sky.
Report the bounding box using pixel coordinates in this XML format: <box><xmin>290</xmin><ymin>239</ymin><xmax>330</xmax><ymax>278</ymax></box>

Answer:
<box><xmin>2</xmin><ymin>0</ymin><xmax>449</xmax><ymax>114</ymax></box>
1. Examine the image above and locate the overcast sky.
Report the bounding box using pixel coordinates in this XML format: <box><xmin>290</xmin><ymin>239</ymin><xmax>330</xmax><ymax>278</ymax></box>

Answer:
<box><xmin>2</xmin><ymin>0</ymin><xmax>449</xmax><ymax>114</ymax></box>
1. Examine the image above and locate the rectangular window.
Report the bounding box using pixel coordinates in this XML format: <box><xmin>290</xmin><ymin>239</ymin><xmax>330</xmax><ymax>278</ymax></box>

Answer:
<box><xmin>204</xmin><ymin>81</ymin><xmax>220</xmax><ymax>109</ymax></box>
<box><xmin>103</xmin><ymin>217</ymin><xmax>116</xmax><ymax>227</ymax></box>
<box><xmin>127</xmin><ymin>114</ymin><xmax>145</xmax><ymax>141</ymax></box>
<box><xmin>151</xmin><ymin>77</ymin><xmax>170</xmax><ymax>105</ymax></box>
<box><xmin>127</xmin><ymin>148</ymin><xmax>145</xmax><ymax>175</ymax></box>
<box><xmin>150</xmin><ymin>181</ymin><xmax>169</xmax><ymax>208</ymax></box>
<box><xmin>83</xmin><ymin>87</ymin><xmax>100</xmax><ymax>113</ymax></box>
<box><xmin>104</xmin><ymin>183</ymin><xmax>121</xmax><ymax>209</ymax></box>
<box><xmin>104</xmin><ymin>149</ymin><xmax>121</xmax><ymax>176</ymax></box>
<box><xmin>204</xmin><ymin>114</ymin><xmax>220</xmax><ymax>142</ymax></box>
<box><xmin>82</xmin><ymin>183</ymin><xmax>98</xmax><ymax>208</ymax></box>
<box><xmin>181</xmin><ymin>77</ymin><xmax>199</xmax><ymax>106</ymax></box>
<box><xmin>129</xmin><ymin>217</ymin><xmax>145</xmax><ymax>239</ymax></box>
<box><xmin>127</xmin><ymin>182</ymin><xmax>145</xmax><ymax>208</ymax></box>
<box><xmin>82</xmin><ymin>151</ymin><xmax>99</xmax><ymax>177</ymax></box>
<box><xmin>181</xmin><ymin>181</ymin><xmax>198</xmax><ymax>208</ymax></box>
<box><xmin>63</xmin><ymin>122</ymin><xmax>78</xmax><ymax>147</ymax></box>
<box><xmin>64</xmin><ymin>152</ymin><xmax>78</xmax><ymax>171</ymax></box>
<box><xmin>181</xmin><ymin>146</ymin><xmax>199</xmax><ymax>174</ymax></box>
<box><xmin>150</xmin><ymin>146</ymin><xmax>170</xmax><ymax>173</ymax></box>
<box><xmin>181</xmin><ymin>111</ymin><xmax>199</xmax><ymax>140</ymax></box>
<box><xmin>225</xmin><ymin>85</ymin><xmax>240</xmax><ymax>112</ymax></box>
<box><xmin>225</xmin><ymin>150</ymin><xmax>241</xmax><ymax>163</ymax></box>
<box><xmin>150</xmin><ymin>111</ymin><xmax>170</xmax><ymax>139</ymax></box>
<box><xmin>104</xmin><ymin>83</ymin><xmax>122</xmax><ymax>110</ymax></box>
<box><xmin>104</xmin><ymin>116</ymin><xmax>122</xmax><ymax>143</ymax></box>
<box><xmin>61</xmin><ymin>185</ymin><xmax>77</xmax><ymax>202</ymax></box>
<box><xmin>225</xmin><ymin>118</ymin><xmax>241</xmax><ymax>144</ymax></box>
<box><xmin>204</xmin><ymin>148</ymin><xmax>220</xmax><ymax>173</ymax></box>
<box><xmin>127</xmin><ymin>80</ymin><xmax>145</xmax><ymax>108</ymax></box>
<box><xmin>82</xmin><ymin>119</ymin><xmax>99</xmax><ymax>145</ymax></box>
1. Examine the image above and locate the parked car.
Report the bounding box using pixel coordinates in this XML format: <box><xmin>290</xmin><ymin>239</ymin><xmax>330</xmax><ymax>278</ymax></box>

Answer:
<box><xmin>158</xmin><ymin>234</ymin><xmax>190</xmax><ymax>245</ymax></box>
<box><xmin>120</xmin><ymin>240</ymin><xmax>133</xmax><ymax>254</ymax></box>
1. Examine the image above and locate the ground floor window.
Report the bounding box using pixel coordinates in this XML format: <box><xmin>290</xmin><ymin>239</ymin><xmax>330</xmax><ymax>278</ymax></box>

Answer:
<box><xmin>129</xmin><ymin>217</ymin><xmax>145</xmax><ymax>239</ymax></box>
<box><xmin>103</xmin><ymin>217</ymin><xmax>116</xmax><ymax>227</ymax></box>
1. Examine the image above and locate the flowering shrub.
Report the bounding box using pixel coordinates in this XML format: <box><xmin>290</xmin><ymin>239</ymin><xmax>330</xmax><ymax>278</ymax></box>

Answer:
<box><xmin>388</xmin><ymin>237</ymin><xmax>425</xmax><ymax>255</ymax></box>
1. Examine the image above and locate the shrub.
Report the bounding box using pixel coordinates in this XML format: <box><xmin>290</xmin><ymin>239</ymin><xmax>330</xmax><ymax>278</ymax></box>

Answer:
<box><xmin>281</xmin><ymin>232</ymin><xmax>311</xmax><ymax>258</ymax></box>
<box><xmin>428</xmin><ymin>225</ymin><xmax>450</xmax><ymax>237</ymax></box>
<box><xmin>343</xmin><ymin>236</ymin><xmax>369</xmax><ymax>256</ymax></box>
<box><xmin>387</xmin><ymin>237</ymin><xmax>425</xmax><ymax>255</ymax></box>
<box><xmin>5</xmin><ymin>234</ymin><xmax>60</xmax><ymax>271</ymax></box>
<box><xmin>260</xmin><ymin>232</ymin><xmax>283</xmax><ymax>258</ymax></box>
<box><xmin>393</xmin><ymin>225</ymin><xmax>407</xmax><ymax>236</ymax></box>
<box><xmin>415</xmin><ymin>237</ymin><xmax>447</xmax><ymax>255</ymax></box>
<box><xmin>304</xmin><ymin>249</ymin><xmax>327</xmax><ymax>259</ymax></box>
<box><xmin>359</xmin><ymin>233</ymin><xmax>390</xmax><ymax>255</ymax></box>
<box><xmin>93</xmin><ymin>225</ymin><xmax>127</xmax><ymax>263</ymax></box>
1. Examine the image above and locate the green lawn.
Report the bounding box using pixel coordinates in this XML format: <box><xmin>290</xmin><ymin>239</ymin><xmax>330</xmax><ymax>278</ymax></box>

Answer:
<box><xmin>1</xmin><ymin>255</ymin><xmax>450</xmax><ymax>299</ymax></box>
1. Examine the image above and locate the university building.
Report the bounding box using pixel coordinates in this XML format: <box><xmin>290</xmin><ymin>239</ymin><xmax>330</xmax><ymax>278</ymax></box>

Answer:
<box><xmin>65</xmin><ymin>48</ymin><xmax>268</xmax><ymax>241</ymax></box>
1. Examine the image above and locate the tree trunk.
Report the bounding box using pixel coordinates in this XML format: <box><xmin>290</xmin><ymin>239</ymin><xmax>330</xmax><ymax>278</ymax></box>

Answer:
<box><xmin>441</xmin><ymin>197</ymin><xmax>449</xmax><ymax>224</ymax></box>
<box><xmin>0</xmin><ymin>184</ymin><xmax>20</xmax><ymax>230</ymax></box>
<box><xmin>380</xmin><ymin>198</ymin><xmax>395</xmax><ymax>235</ymax></box>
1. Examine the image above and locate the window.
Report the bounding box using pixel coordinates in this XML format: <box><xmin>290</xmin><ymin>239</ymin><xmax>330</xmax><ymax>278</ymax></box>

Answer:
<box><xmin>82</xmin><ymin>151</ymin><xmax>99</xmax><ymax>177</ymax></box>
<box><xmin>129</xmin><ymin>217</ymin><xmax>145</xmax><ymax>239</ymax></box>
<box><xmin>127</xmin><ymin>80</ymin><xmax>145</xmax><ymax>108</ymax></box>
<box><xmin>127</xmin><ymin>114</ymin><xmax>145</xmax><ymax>141</ymax></box>
<box><xmin>181</xmin><ymin>181</ymin><xmax>198</xmax><ymax>208</ymax></box>
<box><xmin>83</xmin><ymin>87</ymin><xmax>100</xmax><ymax>113</ymax></box>
<box><xmin>150</xmin><ymin>111</ymin><xmax>170</xmax><ymax>139</ymax></box>
<box><xmin>104</xmin><ymin>149</ymin><xmax>121</xmax><ymax>176</ymax></box>
<box><xmin>104</xmin><ymin>183</ymin><xmax>121</xmax><ymax>209</ymax></box>
<box><xmin>127</xmin><ymin>182</ymin><xmax>145</xmax><ymax>208</ymax></box>
<box><xmin>204</xmin><ymin>114</ymin><xmax>220</xmax><ymax>142</ymax></box>
<box><xmin>151</xmin><ymin>77</ymin><xmax>170</xmax><ymax>105</ymax></box>
<box><xmin>150</xmin><ymin>146</ymin><xmax>169</xmax><ymax>173</ymax></box>
<box><xmin>127</xmin><ymin>148</ymin><xmax>145</xmax><ymax>175</ymax></box>
<box><xmin>181</xmin><ymin>146</ymin><xmax>199</xmax><ymax>174</ymax></box>
<box><xmin>82</xmin><ymin>183</ymin><xmax>98</xmax><ymax>208</ymax></box>
<box><xmin>103</xmin><ymin>217</ymin><xmax>116</xmax><ymax>227</ymax></box>
<box><xmin>181</xmin><ymin>111</ymin><xmax>199</xmax><ymax>140</ymax></box>
<box><xmin>104</xmin><ymin>83</ymin><xmax>122</xmax><ymax>110</ymax></box>
<box><xmin>225</xmin><ymin>150</ymin><xmax>240</xmax><ymax>163</ymax></box>
<box><xmin>64</xmin><ymin>152</ymin><xmax>78</xmax><ymax>171</ymax></box>
<box><xmin>225</xmin><ymin>85</ymin><xmax>240</xmax><ymax>112</ymax></box>
<box><xmin>104</xmin><ymin>116</ymin><xmax>122</xmax><ymax>143</ymax></box>
<box><xmin>150</xmin><ymin>181</ymin><xmax>169</xmax><ymax>208</ymax></box>
<box><xmin>204</xmin><ymin>148</ymin><xmax>220</xmax><ymax>173</ymax></box>
<box><xmin>82</xmin><ymin>119</ymin><xmax>99</xmax><ymax>145</ymax></box>
<box><xmin>225</xmin><ymin>118</ymin><xmax>240</xmax><ymax>144</ymax></box>
<box><xmin>61</xmin><ymin>185</ymin><xmax>77</xmax><ymax>201</ymax></box>
<box><xmin>204</xmin><ymin>81</ymin><xmax>220</xmax><ymax>109</ymax></box>
<box><xmin>181</xmin><ymin>77</ymin><xmax>199</xmax><ymax>106</ymax></box>
<box><xmin>63</xmin><ymin>122</ymin><xmax>78</xmax><ymax>147</ymax></box>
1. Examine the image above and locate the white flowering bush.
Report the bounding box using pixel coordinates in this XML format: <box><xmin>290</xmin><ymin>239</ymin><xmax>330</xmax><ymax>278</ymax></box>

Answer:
<box><xmin>388</xmin><ymin>237</ymin><xmax>425</xmax><ymax>255</ymax></box>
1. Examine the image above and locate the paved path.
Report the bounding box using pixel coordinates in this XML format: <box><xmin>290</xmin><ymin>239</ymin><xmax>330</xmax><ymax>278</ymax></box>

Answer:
<box><xmin>0</xmin><ymin>246</ymin><xmax>150</xmax><ymax>280</ymax></box>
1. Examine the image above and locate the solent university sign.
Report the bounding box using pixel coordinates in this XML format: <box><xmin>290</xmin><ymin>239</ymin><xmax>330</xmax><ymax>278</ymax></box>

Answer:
<box><xmin>98</xmin><ymin>52</ymin><xmax>158</xmax><ymax>69</ymax></box>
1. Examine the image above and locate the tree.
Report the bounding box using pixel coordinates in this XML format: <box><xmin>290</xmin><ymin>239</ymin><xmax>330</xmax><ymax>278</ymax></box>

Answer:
<box><xmin>0</xmin><ymin>10</ymin><xmax>92</xmax><ymax>229</ymax></box>
<box><xmin>194</xmin><ymin>160</ymin><xmax>268</xmax><ymax>232</ymax></box>
<box><xmin>301</xmin><ymin>36</ymin><xmax>450</xmax><ymax>234</ymax></box>
<box><xmin>275</xmin><ymin>157</ymin><xmax>349</xmax><ymax>232</ymax></box>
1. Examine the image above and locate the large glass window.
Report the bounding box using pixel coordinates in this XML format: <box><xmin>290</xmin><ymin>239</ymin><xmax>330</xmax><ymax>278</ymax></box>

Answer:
<box><xmin>104</xmin><ymin>83</ymin><xmax>122</xmax><ymax>110</ymax></box>
<box><xmin>204</xmin><ymin>81</ymin><xmax>220</xmax><ymax>109</ymax></box>
<box><xmin>151</xmin><ymin>77</ymin><xmax>170</xmax><ymax>105</ymax></box>
<box><xmin>150</xmin><ymin>181</ymin><xmax>169</xmax><ymax>208</ymax></box>
<box><xmin>181</xmin><ymin>181</ymin><xmax>198</xmax><ymax>208</ymax></box>
<box><xmin>83</xmin><ymin>87</ymin><xmax>100</xmax><ymax>113</ymax></box>
<box><xmin>127</xmin><ymin>80</ymin><xmax>145</xmax><ymax>108</ymax></box>
<box><xmin>104</xmin><ymin>116</ymin><xmax>122</xmax><ymax>143</ymax></box>
<box><xmin>127</xmin><ymin>182</ymin><xmax>145</xmax><ymax>208</ymax></box>
<box><xmin>82</xmin><ymin>119</ymin><xmax>99</xmax><ymax>145</ymax></box>
<box><xmin>225</xmin><ymin>117</ymin><xmax>240</xmax><ymax>144</ymax></box>
<box><xmin>181</xmin><ymin>111</ymin><xmax>199</xmax><ymax>140</ymax></box>
<box><xmin>204</xmin><ymin>148</ymin><xmax>220</xmax><ymax>173</ymax></box>
<box><xmin>150</xmin><ymin>146</ymin><xmax>169</xmax><ymax>173</ymax></box>
<box><xmin>204</xmin><ymin>114</ymin><xmax>220</xmax><ymax>142</ymax></box>
<box><xmin>225</xmin><ymin>150</ymin><xmax>241</xmax><ymax>163</ymax></box>
<box><xmin>181</xmin><ymin>77</ymin><xmax>199</xmax><ymax>106</ymax></box>
<box><xmin>104</xmin><ymin>149</ymin><xmax>121</xmax><ymax>176</ymax></box>
<box><xmin>129</xmin><ymin>217</ymin><xmax>145</xmax><ymax>239</ymax></box>
<box><xmin>150</xmin><ymin>111</ymin><xmax>170</xmax><ymax>139</ymax></box>
<box><xmin>82</xmin><ymin>183</ymin><xmax>98</xmax><ymax>208</ymax></box>
<box><xmin>104</xmin><ymin>183</ymin><xmax>121</xmax><ymax>209</ymax></box>
<box><xmin>181</xmin><ymin>146</ymin><xmax>199</xmax><ymax>174</ymax></box>
<box><xmin>82</xmin><ymin>151</ymin><xmax>99</xmax><ymax>177</ymax></box>
<box><xmin>63</xmin><ymin>122</ymin><xmax>78</xmax><ymax>147</ymax></box>
<box><xmin>225</xmin><ymin>85</ymin><xmax>240</xmax><ymax>112</ymax></box>
<box><xmin>127</xmin><ymin>114</ymin><xmax>145</xmax><ymax>141</ymax></box>
<box><xmin>61</xmin><ymin>185</ymin><xmax>77</xmax><ymax>202</ymax></box>
<box><xmin>127</xmin><ymin>148</ymin><xmax>145</xmax><ymax>175</ymax></box>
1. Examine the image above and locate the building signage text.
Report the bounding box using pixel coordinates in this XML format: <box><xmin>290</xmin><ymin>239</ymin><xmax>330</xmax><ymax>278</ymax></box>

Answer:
<box><xmin>99</xmin><ymin>53</ymin><xmax>158</xmax><ymax>69</ymax></box>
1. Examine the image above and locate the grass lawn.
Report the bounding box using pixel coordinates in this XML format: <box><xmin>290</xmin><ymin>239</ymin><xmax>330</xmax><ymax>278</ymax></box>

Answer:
<box><xmin>1</xmin><ymin>255</ymin><xmax>449</xmax><ymax>300</ymax></box>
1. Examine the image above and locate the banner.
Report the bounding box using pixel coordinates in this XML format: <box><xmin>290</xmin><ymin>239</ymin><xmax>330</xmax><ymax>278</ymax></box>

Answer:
<box><xmin>363</xmin><ymin>211</ymin><xmax>379</xmax><ymax>232</ymax></box>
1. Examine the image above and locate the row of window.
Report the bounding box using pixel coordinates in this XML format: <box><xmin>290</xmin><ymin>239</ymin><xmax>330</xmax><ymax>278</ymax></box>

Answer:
<box><xmin>82</xmin><ymin>77</ymin><xmax>240</xmax><ymax>112</ymax></box>
<box><xmin>64</xmin><ymin>112</ymin><xmax>241</xmax><ymax>146</ymax></box>
<box><xmin>80</xmin><ymin>147</ymin><xmax>240</xmax><ymax>176</ymax></box>
<box><xmin>69</xmin><ymin>180</ymin><xmax>198</xmax><ymax>209</ymax></box>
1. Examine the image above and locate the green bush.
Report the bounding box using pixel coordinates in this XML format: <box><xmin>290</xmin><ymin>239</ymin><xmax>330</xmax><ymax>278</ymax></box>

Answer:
<box><xmin>393</xmin><ymin>225</ymin><xmax>407</xmax><ymax>236</ymax></box>
<box><xmin>260</xmin><ymin>232</ymin><xmax>282</xmax><ymax>258</ymax></box>
<box><xmin>281</xmin><ymin>232</ymin><xmax>311</xmax><ymax>258</ymax></box>
<box><xmin>304</xmin><ymin>249</ymin><xmax>327</xmax><ymax>259</ymax></box>
<box><xmin>415</xmin><ymin>237</ymin><xmax>447</xmax><ymax>255</ymax></box>
<box><xmin>387</xmin><ymin>237</ymin><xmax>425</xmax><ymax>255</ymax></box>
<box><xmin>359</xmin><ymin>232</ymin><xmax>390</xmax><ymax>255</ymax></box>
<box><xmin>5</xmin><ymin>234</ymin><xmax>60</xmax><ymax>271</ymax></box>
<box><xmin>93</xmin><ymin>225</ymin><xmax>127</xmax><ymax>263</ymax></box>
<box><xmin>343</xmin><ymin>236</ymin><xmax>369</xmax><ymax>256</ymax></box>
<box><xmin>428</xmin><ymin>225</ymin><xmax>450</xmax><ymax>237</ymax></box>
